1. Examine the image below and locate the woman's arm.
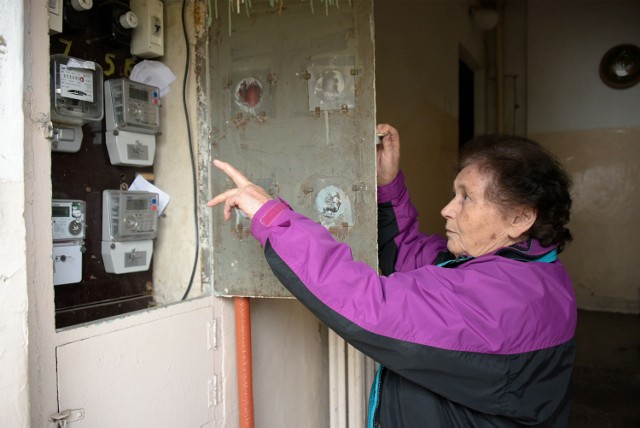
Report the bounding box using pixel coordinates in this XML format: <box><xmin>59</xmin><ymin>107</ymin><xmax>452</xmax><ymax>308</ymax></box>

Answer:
<box><xmin>378</xmin><ymin>172</ymin><xmax>447</xmax><ymax>274</ymax></box>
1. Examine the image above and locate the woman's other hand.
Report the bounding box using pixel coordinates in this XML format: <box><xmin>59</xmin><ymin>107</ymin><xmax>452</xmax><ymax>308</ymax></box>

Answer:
<box><xmin>376</xmin><ymin>123</ymin><xmax>400</xmax><ymax>186</ymax></box>
<box><xmin>207</xmin><ymin>160</ymin><xmax>272</xmax><ymax>220</ymax></box>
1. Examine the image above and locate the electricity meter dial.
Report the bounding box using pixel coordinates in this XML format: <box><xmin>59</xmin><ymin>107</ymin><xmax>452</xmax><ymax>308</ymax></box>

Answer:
<box><xmin>124</xmin><ymin>215</ymin><xmax>138</xmax><ymax>231</ymax></box>
<box><xmin>68</xmin><ymin>219</ymin><xmax>83</xmax><ymax>236</ymax></box>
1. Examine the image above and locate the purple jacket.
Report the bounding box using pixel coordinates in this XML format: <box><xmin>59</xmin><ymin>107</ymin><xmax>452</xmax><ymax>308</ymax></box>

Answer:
<box><xmin>251</xmin><ymin>172</ymin><xmax>577</xmax><ymax>427</ymax></box>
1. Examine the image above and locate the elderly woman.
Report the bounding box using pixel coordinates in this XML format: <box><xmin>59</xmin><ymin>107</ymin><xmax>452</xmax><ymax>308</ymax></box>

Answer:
<box><xmin>208</xmin><ymin>124</ymin><xmax>577</xmax><ymax>427</ymax></box>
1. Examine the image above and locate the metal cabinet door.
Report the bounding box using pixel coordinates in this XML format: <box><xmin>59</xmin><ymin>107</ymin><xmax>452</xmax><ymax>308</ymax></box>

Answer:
<box><xmin>209</xmin><ymin>1</ymin><xmax>377</xmax><ymax>297</ymax></box>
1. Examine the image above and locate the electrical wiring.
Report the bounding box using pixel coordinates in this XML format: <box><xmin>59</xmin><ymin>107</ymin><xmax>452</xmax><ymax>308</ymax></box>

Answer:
<box><xmin>181</xmin><ymin>0</ymin><xmax>199</xmax><ymax>300</ymax></box>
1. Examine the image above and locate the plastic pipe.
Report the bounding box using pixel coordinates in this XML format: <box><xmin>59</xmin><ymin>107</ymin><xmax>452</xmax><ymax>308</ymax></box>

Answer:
<box><xmin>329</xmin><ymin>329</ymin><xmax>347</xmax><ymax>427</ymax></box>
<box><xmin>235</xmin><ymin>297</ymin><xmax>255</xmax><ymax>428</ymax></box>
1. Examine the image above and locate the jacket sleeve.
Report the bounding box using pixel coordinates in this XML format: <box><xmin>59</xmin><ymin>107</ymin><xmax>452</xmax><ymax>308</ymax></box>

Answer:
<box><xmin>377</xmin><ymin>172</ymin><xmax>447</xmax><ymax>274</ymax></box>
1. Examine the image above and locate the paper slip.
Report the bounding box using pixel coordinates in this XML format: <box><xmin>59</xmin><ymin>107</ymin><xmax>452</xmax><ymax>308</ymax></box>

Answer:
<box><xmin>130</xmin><ymin>60</ymin><xmax>176</xmax><ymax>97</ymax></box>
<box><xmin>129</xmin><ymin>174</ymin><xmax>170</xmax><ymax>217</ymax></box>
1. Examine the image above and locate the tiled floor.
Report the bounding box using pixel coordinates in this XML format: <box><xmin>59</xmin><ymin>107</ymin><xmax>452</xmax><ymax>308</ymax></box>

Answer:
<box><xmin>570</xmin><ymin>310</ymin><xmax>640</xmax><ymax>427</ymax></box>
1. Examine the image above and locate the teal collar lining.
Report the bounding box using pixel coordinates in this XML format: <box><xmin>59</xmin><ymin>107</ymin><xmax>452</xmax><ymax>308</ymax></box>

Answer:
<box><xmin>436</xmin><ymin>249</ymin><xmax>558</xmax><ymax>268</ymax></box>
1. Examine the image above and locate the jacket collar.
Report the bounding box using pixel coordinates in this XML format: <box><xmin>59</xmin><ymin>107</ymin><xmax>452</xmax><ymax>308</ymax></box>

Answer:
<box><xmin>434</xmin><ymin>239</ymin><xmax>558</xmax><ymax>268</ymax></box>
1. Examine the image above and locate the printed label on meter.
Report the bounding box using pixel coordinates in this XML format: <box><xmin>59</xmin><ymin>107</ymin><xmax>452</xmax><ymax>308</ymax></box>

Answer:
<box><xmin>60</xmin><ymin>64</ymin><xmax>95</xmax><ymax>102</ymax></box>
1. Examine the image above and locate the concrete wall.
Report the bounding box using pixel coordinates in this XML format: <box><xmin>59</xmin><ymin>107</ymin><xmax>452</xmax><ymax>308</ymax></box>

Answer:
<box><xmin>0</xmin><ymin>0</ymin><xmax>31</xmax><ymax>425</ymax></box>
<box><xmin>375</xmin><ymin>0</ymin><xmax>487</xmax><ymax>235</ymax></box>
<box><xmin>527</xmin><ymin>0</ymin><xmax>640</xmax><ymax>313</ymax></box>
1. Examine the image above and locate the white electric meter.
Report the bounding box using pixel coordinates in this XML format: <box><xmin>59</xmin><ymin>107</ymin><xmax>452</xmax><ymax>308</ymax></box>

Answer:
<box><xmin>104</xmin><ymin>78</ymin><xmax>160</xmax><ymax>166</ymax></box>
<box><xmin>52</xmin><ymin>199</ymin><xmax>86</xmax><ymax>242</ymax></box>
<box><xmin>50</xmin><ymin>54</ymin><xmax>104</xmax><ymax>153</ymax></box>
<box><xmin>52</xmin><ymin>199</ymin><xmax>87</xmax><ymax>286</ymax></box>
<box><xmin>50</xmin><ymin>54</ymin><xmax>104</xmax><ymax>126</ymax></box>
<box><xmin>102</xmin><ymin>190</ymin><xmax>158</xmax><ymax>241</ymax></box>
<box><xmin>101</xmin><ymin>190</ymin><xmax>159</xmax><ymax>274</ymax></box>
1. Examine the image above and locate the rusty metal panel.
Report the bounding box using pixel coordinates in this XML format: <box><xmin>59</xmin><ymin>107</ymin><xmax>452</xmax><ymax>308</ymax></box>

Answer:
<box><xmin>209</xmin><ymin>1</ymin><xmax>377</xmax><ymax>297</ymax></box>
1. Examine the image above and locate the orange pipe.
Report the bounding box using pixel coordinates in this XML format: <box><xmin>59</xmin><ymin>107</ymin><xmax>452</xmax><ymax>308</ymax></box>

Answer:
<box><xmin>235</xmin><ymin>297</ymin><xmax>255</xmax><ymax>428</ymax></box>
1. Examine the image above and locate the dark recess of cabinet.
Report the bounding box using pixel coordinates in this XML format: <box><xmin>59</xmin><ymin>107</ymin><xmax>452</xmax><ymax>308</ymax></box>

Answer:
<box><xmin>51</xmin><ymin>4</ymin><xmax>156</xmax><ymax>328</ymax></box>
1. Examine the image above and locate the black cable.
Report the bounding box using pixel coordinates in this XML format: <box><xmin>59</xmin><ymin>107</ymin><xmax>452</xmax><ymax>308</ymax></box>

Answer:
<box><xmin>181</xmin><ymin>0</ymin><xmax>199</xmax><ymax>300</ymax></box>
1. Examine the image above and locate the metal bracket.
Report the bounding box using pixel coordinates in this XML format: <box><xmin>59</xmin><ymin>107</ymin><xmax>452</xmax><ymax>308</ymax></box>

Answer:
<box><xmin>50</xmin><ymin>408</ymin><xmax>85</xmax><ymax>427</ymax></box>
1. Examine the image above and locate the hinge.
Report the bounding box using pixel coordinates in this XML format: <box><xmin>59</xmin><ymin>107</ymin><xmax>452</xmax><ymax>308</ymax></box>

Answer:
<box><xmin>207</xmin><ymin>318</ymin><xmax>218</xmax><ymax>350</ymax></box>
<box><xmin>208</xmin><ymin>374</ymin><xmax>222</xmax><ymax>407</ymax></box>
<box><xmin>50</xmin><ymin>408</ymin><xmax>85</xmax><ymax>427</ymax></box>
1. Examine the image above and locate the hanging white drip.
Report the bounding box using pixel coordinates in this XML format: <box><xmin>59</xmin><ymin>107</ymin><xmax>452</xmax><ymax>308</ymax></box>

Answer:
<box><xmin>210</xmin><ymin>0</ymin><xmax>351</xmax><ymax>35</ymax></box>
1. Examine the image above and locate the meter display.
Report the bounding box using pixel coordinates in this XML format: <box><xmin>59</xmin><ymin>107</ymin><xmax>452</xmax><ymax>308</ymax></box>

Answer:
<box><xmin>105</xmin><ymin>78</ymin><xmax>160</xmax><ymax>134</ymax></box>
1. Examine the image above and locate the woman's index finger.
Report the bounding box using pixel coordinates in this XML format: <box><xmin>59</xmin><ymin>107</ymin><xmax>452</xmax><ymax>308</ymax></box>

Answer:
<box><xmin>213</xmin><ymin>159</ymin><xmax>251</xmax><ymax>187</ymax></box>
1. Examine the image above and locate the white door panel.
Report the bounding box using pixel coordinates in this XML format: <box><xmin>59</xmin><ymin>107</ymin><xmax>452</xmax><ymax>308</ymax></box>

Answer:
<box><xmin>56</xmin><ymin>306</ymin><xmax>215</xmax><ymax>427</ymax></box>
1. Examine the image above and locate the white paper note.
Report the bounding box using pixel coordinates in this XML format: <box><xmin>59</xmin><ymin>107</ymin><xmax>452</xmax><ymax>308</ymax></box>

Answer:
<box><xmin>129</xmin><ymin>174</ymin><xmax>170</xmax><ymax>217</ymax></box>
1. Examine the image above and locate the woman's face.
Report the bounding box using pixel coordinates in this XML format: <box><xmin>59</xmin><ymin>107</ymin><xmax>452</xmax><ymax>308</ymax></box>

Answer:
<box><xmin>440</xmin><ymin>164</ymin><xmax>520</xmax><ymax>257</ymax></box>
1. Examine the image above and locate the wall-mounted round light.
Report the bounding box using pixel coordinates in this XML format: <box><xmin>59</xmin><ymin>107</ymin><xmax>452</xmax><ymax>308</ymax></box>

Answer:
<box><xmin>599</xmin><ymin>44</ymin><xmax>640</xmax><ymax>89</ymax></box>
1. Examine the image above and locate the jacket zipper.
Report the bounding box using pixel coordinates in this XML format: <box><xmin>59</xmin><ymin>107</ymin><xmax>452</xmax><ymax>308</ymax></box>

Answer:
<box><xmin>367</xmin><ymin>365</ymin><xmax>384</xmax><ymax>428</ymax></box>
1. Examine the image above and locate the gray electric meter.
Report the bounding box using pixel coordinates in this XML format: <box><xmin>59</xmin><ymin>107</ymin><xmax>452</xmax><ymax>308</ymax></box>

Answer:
<box><xmin>50</xmin><ymin>54</ymin><xmax>104</xmax><ymax>126</ymax></box>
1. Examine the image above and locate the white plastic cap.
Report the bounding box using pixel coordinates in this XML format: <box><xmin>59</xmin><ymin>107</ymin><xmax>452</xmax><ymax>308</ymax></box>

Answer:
<box><xmin>71</xmin><ymin>0</ymin><xmax>93</xmax><ymax>12</ymax></box>
<box><xmin>119</xmin><ymin>11</ymin><xmax>138</xmax><ymax>29</ymax></box>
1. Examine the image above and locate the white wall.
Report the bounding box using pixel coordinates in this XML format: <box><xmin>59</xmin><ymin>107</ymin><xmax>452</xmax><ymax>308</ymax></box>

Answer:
<box><xmin>251</xmin><ymin>300</ymin><xmax>329</xmax><ymax>427</ymax></box>
<box><xmin>0</xmin><ymin>0</ymin><xmax>30</xmax><ymax>425</ymax></box>
<box><xmin>528</xmin><ymin>0</ymin><xmax>640</xmax><ymax>133</ymax></box>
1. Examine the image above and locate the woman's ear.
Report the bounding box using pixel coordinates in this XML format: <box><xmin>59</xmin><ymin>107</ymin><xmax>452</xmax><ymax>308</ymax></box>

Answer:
<box><xmin>508</xmin><ymin>207</ymin><xmax>537</xmax><ymax>239</ymax></box>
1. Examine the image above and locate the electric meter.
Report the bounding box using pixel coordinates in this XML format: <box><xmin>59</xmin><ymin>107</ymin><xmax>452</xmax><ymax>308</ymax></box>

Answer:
<box><xmin>50</xmin><ymin>54</ymin><xmax>104</xmax><ymax>126</ymax></box>
<box><xmin>104</xmin><ymin>78</ymin><xmax>160</xmax><ymax>166</ymax></box>
<box><xmin>101</xmin><ymin>190</ymin><xmax>158</xmax><ymax>274</ymax></box>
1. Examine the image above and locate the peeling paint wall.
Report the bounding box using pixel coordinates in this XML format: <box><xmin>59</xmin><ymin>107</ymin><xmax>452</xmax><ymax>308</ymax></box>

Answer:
<box><xmin>152</xmin><ymin>0</ymin><xmax>207</xmax><ymax>304</ymax></box>
<box><xmin>25</xmin><ymin>0</ymin><xmax>59</xmax><ymax>425</ymax></box>
<box><xmin>0</xmin><ymin>0</ymin><xmax>30</xmax><ymax>426</ymax></box>
<box><xmin>208</xmin><ymin>0</ymin><xmax>377</xmax><ymax>298</ymax></box>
